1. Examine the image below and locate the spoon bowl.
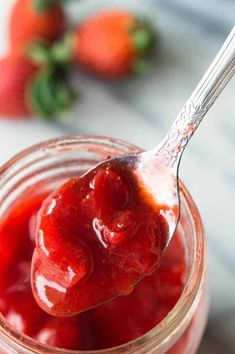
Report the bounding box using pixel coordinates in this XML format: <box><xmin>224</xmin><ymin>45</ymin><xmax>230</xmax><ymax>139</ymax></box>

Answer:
<box><xmin>83</xmin><ymin>151</ymin><xmax>180</xmax><ymax>246</ymax></box>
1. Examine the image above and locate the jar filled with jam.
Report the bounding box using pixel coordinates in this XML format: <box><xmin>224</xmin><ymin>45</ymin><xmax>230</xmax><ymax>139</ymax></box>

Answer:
<box><xmin>0</xmin><ymin>136</ymin><xmax>208</xmax><ymax>354</ymax></box>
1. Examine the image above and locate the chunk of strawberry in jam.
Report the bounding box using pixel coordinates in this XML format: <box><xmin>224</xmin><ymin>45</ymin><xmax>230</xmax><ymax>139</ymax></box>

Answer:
<box><xmin>0</xmin><ymin>232</ymin><xmax>19</xmax><ymax>279</ymax></box>
<box><xmin>35</xmin><ymin>316</ymin><xmax>82</xmax><ymax>350</ymax></box>
<box><xmin>0</xmin><ymin>204</ymin><xmax>36</xmax><ymax>278</ymax></box>
<box><xmin>91</xmin><ymin>168</ymin><xmax>131</xmax><ymax>219</ymax></box>
<box><xmin>88</xmin><ymin>233</ymin><xmax>186</xmax><ymax>349</ymax></box>
<box><xmin>0</xmin><ymin>261</ymin><xmax>47</xmax><ymax>337</ymax></box>
<box><xmin>31</xmin><ymin>164</ymin><xmax>169</xmax><ymax>316</ymax></box>
<box><xmin>0</xmin><ymin>193</ymin><xmax>49</xmax><ymax>276</ymax></box>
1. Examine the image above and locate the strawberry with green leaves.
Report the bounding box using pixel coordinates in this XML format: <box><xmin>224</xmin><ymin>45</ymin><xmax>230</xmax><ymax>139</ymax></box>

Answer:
<box><xmin>9</xmin><ymin>0</ymin><xmax>65</xmax><ymax>50</ymax></box>
<box><xmin>72</xmin><ymin>10</ymin><xmax>155</xmax><ymax>79</ymax></box>
<box><xmin>0</xmin><ymin>51</ymin><xmax>75</xmax><ymax>119</ymax></box>
<box><xmin>1</xmin><ymin>6</ymin><xmax>156</xmax><ymax>119</ymax></box>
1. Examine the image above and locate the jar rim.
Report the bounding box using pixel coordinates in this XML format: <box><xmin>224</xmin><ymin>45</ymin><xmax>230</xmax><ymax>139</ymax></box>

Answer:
<box><xmin>0</xmin><ymin>134</ymin><xmax>206</xmax><ymax>354</ymax></box>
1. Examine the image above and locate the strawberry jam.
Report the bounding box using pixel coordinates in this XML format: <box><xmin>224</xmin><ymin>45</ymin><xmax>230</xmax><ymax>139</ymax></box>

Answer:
<box><xmin>0</xmin><ymin>189</ymin><xmax>187</xmax><ymax>351</ymax></box>
<box><xmin>31</xmin><ymin>163</ymin><xmax>169</xmax><ymax>316</ymax></box>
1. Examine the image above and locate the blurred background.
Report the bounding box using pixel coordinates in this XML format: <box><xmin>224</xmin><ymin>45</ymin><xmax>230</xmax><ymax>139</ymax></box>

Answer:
<box><xmin>0</xmin><ymin>1</ymin><xmax>234</xmax><ymax>353</ymax></box>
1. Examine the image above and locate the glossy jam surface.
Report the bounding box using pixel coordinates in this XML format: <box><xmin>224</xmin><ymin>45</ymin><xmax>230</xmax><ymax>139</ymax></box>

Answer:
<box><xmin>31</xmin><ymin>163</ymin><xmax>169</xmax><ymax>316</ymax></box>
<box><xmin>0</xmin><ymin>191</ymin><xmax>186</xmax><ymax>350</ymax></box>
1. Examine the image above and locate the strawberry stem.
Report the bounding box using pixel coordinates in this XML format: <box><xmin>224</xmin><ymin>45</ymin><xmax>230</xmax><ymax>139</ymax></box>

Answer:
<box><xmin>50</xmin><ymin>34</ymin><xmax>74</xmax><ymax>64</ymax></box>
<box><xmin>27</xmin><ymin>42</ymin><xmax>51</xmax><ymax>65</ymax></box>
<box><xmin>28</xmin><ymin>34</ymin><xmax>73</xmax><ymax>66</ymax></box>
<box><xmin>29</xmin><ymin>66</ymin><xmax>77</xmax><ymax>119</ymax></box>
<box><xmin>132</xmin><ymin>30</ymin><xmax>152</xmax><ymax>53</ymax></box>
<box><xmin>131</xmin><ymin>19</ymin><xmax>155</xmax><ymax>55</ymax></box>
<box><xmin>34</xmin><ymin>0</ymin><xmax>59</xmax><ymax>13</ymax></box>
<box><xmin>132</xmin><ymin>58</ymin><xmax>149</xmax><ymax>76</ymax></box>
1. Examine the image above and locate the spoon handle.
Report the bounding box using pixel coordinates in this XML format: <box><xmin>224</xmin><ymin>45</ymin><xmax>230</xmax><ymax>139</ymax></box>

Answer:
<box><xmin>154</xmin><ymin>26</ymin><xmax>235</xmax><ymax>168</ymax></box>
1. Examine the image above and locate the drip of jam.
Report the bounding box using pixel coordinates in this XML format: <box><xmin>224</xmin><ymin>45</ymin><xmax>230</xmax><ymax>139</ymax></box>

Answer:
<box><xmin>31</xmin><ymin>164</ymin><xmax>169</xmax><ymax>316</ymax></box>
<box><xmin>0</xmin><ymin>191</ymin><xmax>186</xmax><ymax>350</ymax></box>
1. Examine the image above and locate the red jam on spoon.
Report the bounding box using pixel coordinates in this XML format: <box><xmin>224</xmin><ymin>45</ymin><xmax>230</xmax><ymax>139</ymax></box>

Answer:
<box><xmin>31</xmin><ymin>162</ymin><xmax>169</xmax><ymax>316</ymax></box>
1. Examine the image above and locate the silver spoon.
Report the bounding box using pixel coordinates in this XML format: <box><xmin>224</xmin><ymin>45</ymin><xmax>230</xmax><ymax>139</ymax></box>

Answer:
<box><xmin>31</xmin><ymin>28</ymin><xmax>235</xmax><ymax>316</ymax></box>
<box><xmin>85</xmin><ymin>27</ymin><xmax>235</xmax><ymax>246</ymax></box>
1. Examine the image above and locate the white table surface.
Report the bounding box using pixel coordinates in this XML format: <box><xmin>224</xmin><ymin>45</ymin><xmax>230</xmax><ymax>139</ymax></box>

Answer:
<box><xmin>0</xmin><ymin>1</ymin><xmax>235</xmax><ymax>353</ymax></box>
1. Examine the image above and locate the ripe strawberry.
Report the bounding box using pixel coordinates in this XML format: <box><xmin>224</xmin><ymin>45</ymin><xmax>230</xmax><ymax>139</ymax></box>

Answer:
<box><xmin>0</xmin><ymin>52</ymin><xmax>76</xmax><ymax>119</ymax></box>
<box><xmin>73</xmin><ymin>10</ymin><xmax>155</xmax><ymax>78</ymax></box>
<box><xmin>0</xmin><ymin>54</ymin><xmax>38</xmax><ymax>117</ymax></box>
<box><xmin>9</xmin><ymin>0</ymin><xmax>65</xmax><ymax>49</ymax></box>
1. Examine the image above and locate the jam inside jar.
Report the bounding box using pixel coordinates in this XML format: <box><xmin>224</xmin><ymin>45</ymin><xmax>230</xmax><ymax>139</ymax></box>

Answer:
<box><xmin>0</xmin><ymin>136</ymin><xmax>208</xmax><ymax>354</ymax></box>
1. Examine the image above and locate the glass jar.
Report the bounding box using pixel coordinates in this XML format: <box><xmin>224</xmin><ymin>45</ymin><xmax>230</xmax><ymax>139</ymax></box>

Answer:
<box><xmin>0</xmin><ymin>135</ymin><xmax>208</xmax><ymax>354</ymax></box>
